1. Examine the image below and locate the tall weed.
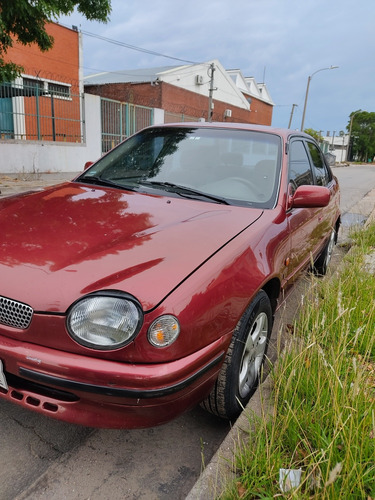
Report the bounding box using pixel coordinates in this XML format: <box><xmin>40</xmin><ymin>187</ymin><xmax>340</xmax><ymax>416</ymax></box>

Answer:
<box><xmin>221</xmin><ymin>223</ymin><xmax>375</xmax><ymax>499</ymax></box>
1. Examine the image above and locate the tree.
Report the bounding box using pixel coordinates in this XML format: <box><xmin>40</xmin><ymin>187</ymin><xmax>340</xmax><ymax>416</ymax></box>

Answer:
<box><xmin>0</xmin><ymin>0</ymin><xmax>111</xmax><ymax>82</ymax></box>
<box><xmin>347</xmin><ymin>111</ymin><xmax>375</xmax><ymax>162</ymax></box>
<box><xmin>304</xmin><ymin>128</ymin><xmax>322</xmax><ymax>143</ymax></box>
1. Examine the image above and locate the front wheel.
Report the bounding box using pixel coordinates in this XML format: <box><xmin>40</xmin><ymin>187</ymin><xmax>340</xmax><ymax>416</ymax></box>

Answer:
<box><xmin>201</xmin><ymin>290</ymin><xmax>273</xmax><ymax>420</ymax></box>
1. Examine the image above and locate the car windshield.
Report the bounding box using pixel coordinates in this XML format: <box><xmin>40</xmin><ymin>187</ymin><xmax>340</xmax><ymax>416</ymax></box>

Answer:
<box><xmin>77</xmin><ymin>126</ymin><xmax>282</xmax><ymax>208</ymax></box>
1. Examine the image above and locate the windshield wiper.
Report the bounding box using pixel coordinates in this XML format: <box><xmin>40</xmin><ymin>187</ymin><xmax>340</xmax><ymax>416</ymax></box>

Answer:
<box><xmin>139</xmin><ymin>181</ymin><xmax>230</xmax><ymax>205</ymax></box>
<box><xmin>77</xmin><ymin>176</ymin><xmax>136</xmax><ymax>191</ymax></box>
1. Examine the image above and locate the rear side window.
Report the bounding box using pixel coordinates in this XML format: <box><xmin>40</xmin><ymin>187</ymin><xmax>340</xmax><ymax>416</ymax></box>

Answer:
<box><xmin>307</xmin><ymin>142</ymin><xmax>331</xmax><ymax>186</ymax></box>
<box><xmin>288</xmin><ymin>140</ymin><xmax>313</xmax><ymax>191</ymax></box>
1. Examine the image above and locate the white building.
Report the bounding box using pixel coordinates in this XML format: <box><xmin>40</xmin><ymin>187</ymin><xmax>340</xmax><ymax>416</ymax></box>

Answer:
<box><xmin>320</xmin><ymin>132</ymin><xmax>348</xmax><ymax>163</ymax></box>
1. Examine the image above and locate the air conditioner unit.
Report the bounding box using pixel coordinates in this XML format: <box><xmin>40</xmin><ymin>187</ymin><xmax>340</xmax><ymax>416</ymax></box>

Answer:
<box><xmin>195</xmin><ymin>75</ymin><xmax>204</xmax><ymax>85</ymax></box>
<box><xmin>224</xmin><ymin>109</ymin><xmax>232</xmax><ymax>118</ymax></box>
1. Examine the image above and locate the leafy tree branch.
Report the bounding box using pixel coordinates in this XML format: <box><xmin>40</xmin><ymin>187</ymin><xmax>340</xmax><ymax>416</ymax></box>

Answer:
<box><xmin>348</xmin><ymin>110</ymin><xmax>375</xmax><ymax>162</ymax></box>
<box><xmin>0</xmin><ymin>0</ymin><xmax>111</xmax><ymax>82</ymax></box>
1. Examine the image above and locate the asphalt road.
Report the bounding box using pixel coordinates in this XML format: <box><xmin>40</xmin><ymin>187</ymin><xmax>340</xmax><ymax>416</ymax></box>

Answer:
<box><xmin>0</xmin><ymin>164</ymin><xmax>374</xmax><ymax>500</ymax></box>
<box><xmin>334</xmin><ymin>164</ymin><xmax>375</xmax><ymax>212</ymax></box>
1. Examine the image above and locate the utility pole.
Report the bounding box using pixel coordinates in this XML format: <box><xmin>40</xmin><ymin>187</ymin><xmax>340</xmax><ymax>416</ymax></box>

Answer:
<box><xmin>346</xmin><ymin>111</ymin><xmax>361</xmax><ymax>162</ymax></box>
<box><xmin>331</xmin><ymin>131</ymin><xmax>336</xmax><ymax>151</ymax></box>
<box><xmin>288</xmin><ymin>104</ymin><xmax>297</xmax><ymax>129</ymax></box>
<box><xmin>208</xmin><ymin>62</ymin><xmax>215</xmax><ymax>122</ymax></box>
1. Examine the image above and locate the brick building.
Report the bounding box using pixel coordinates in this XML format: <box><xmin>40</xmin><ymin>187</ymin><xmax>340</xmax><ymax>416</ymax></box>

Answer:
<box><xmin>1</xmin><ymin>22</ymin><xmax>83</xmax><ymax>142</ymax></box>
<box><xmin>0</xmin><ymin>23</ymin><xmax>102</xmax><ymax>174</ymax></box>
<box><xmin>84</xmin><ymin>60</ymin><xmax>274</xmax><ymax>126</ymax></box>
<box><xmin>1</xmin><ymin>30</ymin><xmax>274</xmax><ymax>172</ymax></box>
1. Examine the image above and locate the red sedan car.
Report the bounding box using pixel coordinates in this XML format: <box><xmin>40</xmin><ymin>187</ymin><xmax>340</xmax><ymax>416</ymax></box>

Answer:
<box><xmin>0</xmin><ymin>123</ymin><xmax>340</xmax><ymax>428</ymax></box>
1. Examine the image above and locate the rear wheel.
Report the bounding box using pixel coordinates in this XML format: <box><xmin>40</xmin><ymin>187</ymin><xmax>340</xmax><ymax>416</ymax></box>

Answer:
<box><xmin>201</xmin><ymin>290</ymin><xmax>273</xmax><ymax>420</ymax></box>
<box><xmin>313</xmin><ymin>228</ymin><xmax>337</xmax><ymax>275</ymax></box>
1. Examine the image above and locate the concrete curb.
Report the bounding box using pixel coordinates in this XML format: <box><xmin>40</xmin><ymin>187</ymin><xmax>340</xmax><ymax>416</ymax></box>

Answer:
<box><xmin>186</xmin><ymin>370</ymin><xmax>275</xmax><ymax>499</ymax></box>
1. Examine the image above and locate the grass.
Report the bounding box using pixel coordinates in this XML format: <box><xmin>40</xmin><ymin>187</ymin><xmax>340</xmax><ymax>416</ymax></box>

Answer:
<box><xmin>220</xmin><ymin>223</ymin><xmax>375</xmax><ymax>499</ymax></box>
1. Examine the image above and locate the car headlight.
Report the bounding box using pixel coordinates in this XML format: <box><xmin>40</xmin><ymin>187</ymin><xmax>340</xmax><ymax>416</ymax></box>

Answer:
<box><xmin>148</xmin><ymin>315</ymin><xmax>180</xmax><ymax>348</ymax></box>
<box><xmin>67</xmin><ymin>292</ymin><xmax>143</xmax><ymax>350</ymax></box>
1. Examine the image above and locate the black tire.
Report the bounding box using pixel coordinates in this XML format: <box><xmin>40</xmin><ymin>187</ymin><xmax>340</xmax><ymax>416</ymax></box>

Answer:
<box><xmin>313</xmin><ymin>228</ymin><xmax>337</xmax><ymax>275</ymax></box>
<box><xmin>201</xmin><ymin>290</ymin><xmax>273</xmax><ymax>420</ymax></box>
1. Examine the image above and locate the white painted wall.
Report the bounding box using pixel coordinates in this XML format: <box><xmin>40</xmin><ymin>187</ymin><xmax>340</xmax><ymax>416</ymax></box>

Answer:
<box><xmin>153</xmin><ymin>108</ymin><xmax>165</xmax><ymax>125</ymax></box>
<box><xmin>159</xmin><ymin>60</ymin><xmax>250</xmax><ymax>111</ymax></box>
<box><xmin>0</xmin><ymin>93</ymin><xmax>102</xmax><ymax>174</ymax></box>
<box><xmin>321</xmin><ymin>135</ymin><xmax>348</xmax><ymax>163</ymax></box>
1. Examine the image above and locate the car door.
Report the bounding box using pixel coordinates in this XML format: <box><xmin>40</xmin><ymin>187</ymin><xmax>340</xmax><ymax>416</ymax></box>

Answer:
<box><xmin>305</xmin><ymin>138</ymin><xmax>339</xmax><ymax>249</ymax></box>
<box><xmin>285</xmin><ymin>138</ymin><xmax>329</xmax><ymax>282</ymax></box>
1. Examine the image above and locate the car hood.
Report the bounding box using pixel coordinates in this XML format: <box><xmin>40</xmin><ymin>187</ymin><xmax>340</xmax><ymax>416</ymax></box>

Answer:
<box><xmin>0</xmin><ymin>183</ymin><xmax>262</xmax><ymax>312</ymax></box>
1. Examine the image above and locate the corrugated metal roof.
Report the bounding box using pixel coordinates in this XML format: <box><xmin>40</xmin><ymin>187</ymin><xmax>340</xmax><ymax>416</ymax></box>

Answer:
<box><xmin>84</xmin><ymin>66</ymin><xmax>181</xmax><ymax>85</ymax></box>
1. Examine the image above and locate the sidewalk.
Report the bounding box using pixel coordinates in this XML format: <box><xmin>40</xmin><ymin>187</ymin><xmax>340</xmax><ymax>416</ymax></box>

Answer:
<box><xmin>0</xmin><ymin>172</ymin><xmax>78</xmax><ymax>198</ymax></box>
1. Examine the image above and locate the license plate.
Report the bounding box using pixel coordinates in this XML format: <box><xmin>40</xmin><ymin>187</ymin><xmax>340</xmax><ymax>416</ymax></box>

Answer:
<box><xmin>0</xmin><ymin>360</ymin><xmax>9</xmax><ymax>391</ymax></box>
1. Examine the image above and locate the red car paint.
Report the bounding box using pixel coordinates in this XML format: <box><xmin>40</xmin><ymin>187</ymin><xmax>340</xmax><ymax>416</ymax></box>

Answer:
<box><xmin>0</xmin><ymin>123</ymin><xmax>340</xmax><ymax>428</ymax></box>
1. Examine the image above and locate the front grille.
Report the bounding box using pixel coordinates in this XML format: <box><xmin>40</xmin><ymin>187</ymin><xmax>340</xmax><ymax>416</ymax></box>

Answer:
<box><xmin>0</xmin><ymin>296</ymin><xmax>33</xmax><ymax>329</ymax></box>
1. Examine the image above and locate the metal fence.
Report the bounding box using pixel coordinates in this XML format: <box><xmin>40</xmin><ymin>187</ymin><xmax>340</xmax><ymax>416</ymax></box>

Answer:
<box><xmin>0</xmin><ymin>81</ymin><xmax>84</xmax><ymax>142</ymax></box>
<box><xmin>101</xmin><ymin>98</ymin><xmax>154</xmax><ymax>153</ymax></box>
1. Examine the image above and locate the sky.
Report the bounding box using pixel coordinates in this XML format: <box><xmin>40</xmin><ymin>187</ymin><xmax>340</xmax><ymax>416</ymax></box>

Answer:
<box><xmin>59</xmin><ymin>0</ymin><xmax>374</xmax><ymax>134</ymax></box>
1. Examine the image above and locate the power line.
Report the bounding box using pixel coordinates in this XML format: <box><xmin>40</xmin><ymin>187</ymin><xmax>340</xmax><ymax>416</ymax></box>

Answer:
<box><xmin>11</xmin><ymin>31</ymin><xmax>212</xmax><ymax>87</ymax></box>
<box><xmin>11</xmin><ymin>43</ymin><xmax>183</xmax><ymax>79</ymax></box>
<box><xmin>60</xmin><ymin>23</ymin><xmax>199</xmax><ymax>65</ymax></box>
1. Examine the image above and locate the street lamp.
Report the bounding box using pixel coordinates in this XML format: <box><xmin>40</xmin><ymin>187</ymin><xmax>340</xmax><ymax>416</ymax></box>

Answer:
<box><xmin>300</xmin><ymin>65</ymin><xmax>339</xmax><ymax>131</ymax></box>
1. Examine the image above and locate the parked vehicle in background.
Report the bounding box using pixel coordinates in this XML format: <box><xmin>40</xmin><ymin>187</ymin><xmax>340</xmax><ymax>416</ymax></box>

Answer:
<box><xmin>0</xmin><ymin>123</ymin><xmax>340</xmax><ymax>428</ymax></box>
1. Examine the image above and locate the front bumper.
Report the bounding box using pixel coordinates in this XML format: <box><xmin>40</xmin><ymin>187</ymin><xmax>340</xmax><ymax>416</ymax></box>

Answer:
<box><xmin>0</xmin><ymin>333</ymin><xmax>230</xmax><ymax>428</ymax></box>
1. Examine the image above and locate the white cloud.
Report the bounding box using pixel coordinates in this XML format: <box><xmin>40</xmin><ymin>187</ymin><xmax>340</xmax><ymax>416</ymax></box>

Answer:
<box><xmin>59</xmin><ymin>0</ymin><xmax>375</xmax><ymax>131</ymax></box>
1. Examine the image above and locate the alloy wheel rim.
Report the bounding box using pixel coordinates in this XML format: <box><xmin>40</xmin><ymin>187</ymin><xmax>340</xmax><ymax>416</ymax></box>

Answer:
<box><xmin>325</xmin><ymin>230</ymin><xmax>336</xmax><ymax>267</ymax></box>
<box><xmin>238</xmin><ymin>311</ymin><xmax>268</xmax><ymax>399</ymax></box>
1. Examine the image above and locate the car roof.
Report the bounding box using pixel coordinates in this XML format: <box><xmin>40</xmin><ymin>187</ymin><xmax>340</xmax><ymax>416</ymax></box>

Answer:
<box><xmin>145</xmin><ymin>121</ymin><xmax>312</xmax><ymax>142</ymax></box>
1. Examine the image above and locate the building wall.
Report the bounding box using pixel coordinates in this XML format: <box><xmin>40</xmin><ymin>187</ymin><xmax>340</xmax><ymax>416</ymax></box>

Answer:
<box><xmin>85</xmin><ymin>81</ymin><xmax>273</xmax><ymax>125</ymax></box>
<box><xmin>321</xmin><ymin>135</ymin><xmax>349</xmax><ymax>163</ymax></box>
<box><xmin>86</xmin><ymin>82</ymin><xmax>162</xmax><ymax>108</ymax></box>
<box><xmin>242</xmin><ymin>91</ymin><xmax>273</xmax><ymax>126</ymax></box>
<box><xmin>4</xmin><ymin>22</ymin><xmax>80</xmax><ymax>87</ymax></box>
<box><xmin>0</xmin><ymin>94</ymin><xmax>102</xmax><ymax>174</ymax></box>
<box><xmin>1</xmin><ymin>23</ymin><xmax>82</xmax><ymax>144</ymax></box>
<box><xmin>159</xmin><ymin>61</ymin><xmax>251</xmax><ymax>111</ymax></box>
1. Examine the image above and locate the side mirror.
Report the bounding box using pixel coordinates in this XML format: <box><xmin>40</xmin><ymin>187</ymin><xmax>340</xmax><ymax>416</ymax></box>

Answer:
<box><xmin>291</xmin><ymin>185</ymin><xmax>330</xmax><ymax>208</ymax></box>
<box><xmin>84</xmin><ymin>161</ymin><xmax>93</xmax><ymax>171</ymax></box>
